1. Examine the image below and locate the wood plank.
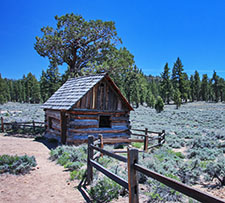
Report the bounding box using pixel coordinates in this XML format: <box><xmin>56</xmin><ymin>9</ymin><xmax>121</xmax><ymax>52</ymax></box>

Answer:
<box><xmin>127</xmin><ymin>148</ymin><xmax>139</xmax><ymax>203</ymax></box>
<box><xmin>68</xmin><ymin>128</ymin><xmax>129</xmax><ymax>134</ymax></box>
<box><xmin>69</xmin><ymin>110</ymin><xmax>127</xmax><ymax>115</ymax></box>
<box><xmin>74</xmin><ymin>125</ymin><xmax>98</xmax><ymax>129</ymax></box>
<box><xmin>70</xmin><ymin>119</ymin><xmax>98</xmax><ymax>126</ymax></box>
<box><xmin>134</xmin><ymin>164</ymin><xmax>225</xmax><ymax>203</ymax></box>
<box><xmin>72</xmin><ymin>115</ymin><xmax>99</xmax><ymax>120</ymax></box>
<box><xmin>60</xmin><ymin>111</ymin><xmax>67</xmax><ymax>144</ymax></box>
<box><xmin>90</xmin><ymin>145</ymin><xmax>127</xmax><ymax>162</ymax></box>
<box><xmin>90</xmin><ymin>159</ymin><xmax>129</xmax><ymax>190</ymax></box>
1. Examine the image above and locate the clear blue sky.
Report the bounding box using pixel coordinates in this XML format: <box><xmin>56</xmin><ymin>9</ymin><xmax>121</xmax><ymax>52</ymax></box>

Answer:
<box><xmin>0</xmin><ymin>0</ymin><xmax>225</xmax><ymax>80</ymax></box>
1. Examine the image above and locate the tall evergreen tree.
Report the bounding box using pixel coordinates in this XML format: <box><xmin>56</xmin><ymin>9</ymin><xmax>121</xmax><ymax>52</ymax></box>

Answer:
<box><xmin>218</xmin><ymin>78</ymin><xmax>225</xmax><ymax>102</ymax></box>
<box><xmin>201</xmin><ymin>74</ymin><xmax>209</xmax><ymax>101</ymax></box>
<box><xmin>190</xmin><ymin>75</ymin><xmax>195</xmax><ymax>102</ymax></box>
<box><xmin>40</xmin><ymin>65</ymin><xmax>61</xmax><ymax>102</ymax></box>
<box><xmin>25</xmin><ymin>73</ymin><xmax>41</xmax><ymax>103</ymax></box>
<box><xmin>160</xmin><ymin>63</ymin><xmax>173</xmax><ymax>104</ymax></box>
<box><xmin>212</xmin><ymin>71</ymin><xmax>219</xmax><ymax>102</ymax></box>
<box><xmin>193</xmin><ymin>70</ymin><xmax>201</xmax><ymax>101</ymax></box>
<box><xmin>172</xmin><ymin>57</ymin><xmax>185</xmax><ymax>100</ymax></box>
<box><xmin>0</xmin><ymin>74</ymin><xmax>7</xmax><ymax>104</ymax></box>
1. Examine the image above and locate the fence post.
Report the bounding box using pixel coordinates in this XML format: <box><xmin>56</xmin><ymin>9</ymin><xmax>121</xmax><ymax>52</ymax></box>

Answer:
<box><xmin>144</xmin><ymin>128</ymin><xmax>148</xmax><ymax>152</ymax></box>
<box><xmin>98</xmin><ymin>134</ymin><xmax>104</xmax><ymax>157</ymax></box>
<box><xmin>1</xmin><ymin>117</ymin><xmax>4</xmax><ymax>132</ymax></box>
<box><xmin>162</xmin><ymin>130</ymin><xmax>165</xmax><ymax>140</ymax></box>
<box><xmin>158</xmin><ymin>132</ymin><xmax>162</xmax><ymax>146</ymax></box>
<box><xmin>127</xmin><ymin>147</ymin><xmax>139</xmax><ymax>203</ymax></box>
<box><xmin>33</xmin><ymin>120</ymin><xmax>35</xmax><ymax>132</ymax></box>
<box><xmin>87</xmin><ymin>135</ymin><xmax>94</xmax><ymax>185</ymax></box>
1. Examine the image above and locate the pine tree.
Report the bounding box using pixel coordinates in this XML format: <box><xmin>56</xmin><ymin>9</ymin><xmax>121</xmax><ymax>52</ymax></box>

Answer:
<box><xmin>160</xmin><ymin>63</ymin><xmax>173</xmax><ymax>104</ymax></box>
<box><xmin>146</xmin><ymin>89</ymin><xmax>155</xmax><ymax>108</ymax></box>
<box><xmin>25</xmin><ymin>73</ymin><xmax>41</xmax><ymax>103</ymax></box>
<box><xmin>172</xmin><ymin>57</ymin><xmax>185</xmax><ymax>100</ymax></box>
<box><xmin>212</xmin><ymin>71</ymin><xmax>219</xmax><ymax>102</ymax></box>
<box><xmin>193</xmin><ymin>71</ymin><xmax>201</xmax><ymax>101</ymax></box>
<box><xmin>173</xmin><ymin>88</ymin><xmax>182</xmax><ymax>109</ymax></box>
<box><xmin>182</xmin><ymin>73</ymin><xmax>190</xmax><ymax>103</ymax></box>
<box><xmin>0</xmin><ymin>74</ymin><xmax>7</xmax><ymax>104</ymax></box>
<box><xmin>155</xmin><ymin>96</ymin><xmax>164</xmax><ymax>113</ymax></box>
<box><xmin>218</xmin><ymin>78</ymin><xmax>225</xmax><ymax>102</ymax></box>
<box><xmin>40</xmin><ymin>65</ymin><xmax>61</xmax><ymax>102</ymax></box>
<box><xmin>201</xmin><ymin>74</ymin><xmax>209</xmax><ymax>101</ymax></box>
<box><xmin>190</xmin><ymin>75</ymin><xmax>195</xmax><ymax>102</ymax></box>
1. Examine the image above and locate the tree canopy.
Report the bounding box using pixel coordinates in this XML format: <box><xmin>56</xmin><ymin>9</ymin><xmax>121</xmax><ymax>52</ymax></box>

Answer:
<box><xmin>35</xmin><ymin>13</ymin><xmax>121</xmax><ymax>76</ymax></box>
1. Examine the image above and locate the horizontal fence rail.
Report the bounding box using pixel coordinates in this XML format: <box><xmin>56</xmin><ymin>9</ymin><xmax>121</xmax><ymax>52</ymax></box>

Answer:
<box><xmin>1</xmin><ymin>117</ymin><xmax>44</xmax><ymax>133</ymax></box>
<box><xmin>86</xmin><ymin>135</ymin><xmax>225</xmax><ymax>203</ymax></box>
<box><xmin>90</xmin><ymin>159</ymin><xmax>129</xmax><ymax>190</ymax></box>
<box><xmin>90</xmin><ymin>144</ymin><xmax>127</xmax><ymax>162</ymax></box>
<box><xmin>134</xmin><ymin>163</ymin><xmax>225</xmax><ymax>203</ymax></box>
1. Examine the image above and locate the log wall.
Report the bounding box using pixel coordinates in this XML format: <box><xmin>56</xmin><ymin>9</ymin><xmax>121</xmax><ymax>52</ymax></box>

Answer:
<box><xmin>44</xmin><ymin>109</ymin><xmax>131</xmax><ymax>144</ymax></box>
<box><xmin>66</xmin><ymin>110</ymin><xmax>130</xmax><ymax>143</ymax></box>
<box><xmin>44</xmin><ymin>78</ymin><xmax>132</xmax><ymax>143</ymax></box>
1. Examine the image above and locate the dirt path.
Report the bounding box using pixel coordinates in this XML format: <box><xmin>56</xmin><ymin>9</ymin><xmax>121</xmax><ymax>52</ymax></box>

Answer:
<box><xmin>0</xmin><ymin>133</ymin><xmax>85</xmax><ymax>203</ymax></box>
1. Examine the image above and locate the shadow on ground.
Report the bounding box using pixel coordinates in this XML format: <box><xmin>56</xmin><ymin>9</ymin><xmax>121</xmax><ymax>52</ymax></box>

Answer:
<box><xmin>33</xmin><ymin>137</ymin><xmax>59</xmax><ymax>150</ymax></box>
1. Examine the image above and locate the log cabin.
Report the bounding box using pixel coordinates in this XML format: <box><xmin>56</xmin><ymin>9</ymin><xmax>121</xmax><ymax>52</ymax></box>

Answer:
<box><xmin>42</xmin><ymin>73</ymin><xmax>134</xmax><ymax>144</ymax></box>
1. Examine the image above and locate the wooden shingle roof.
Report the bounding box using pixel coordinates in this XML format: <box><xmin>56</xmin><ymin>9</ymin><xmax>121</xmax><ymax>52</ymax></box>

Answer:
<box><xmin>42</xmin><ymin>73</ymin><xmax>133</xmax><ymax>111</ymax></box>
<box><xmin>42</xmin><ymin>74</ymin><xmax>105</xmax><ymax>110</ymax></box>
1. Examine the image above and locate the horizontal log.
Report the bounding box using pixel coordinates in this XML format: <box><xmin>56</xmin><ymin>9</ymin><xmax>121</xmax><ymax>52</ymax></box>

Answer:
<box><xmin>91</xmin><ymin>145</ymin><xmax>127</xmax><ymax>162</ymax></box>
<box><xmin>71</xmin><ymin>115</ymin><xmax>98</xmax><ymax>120</ymax></box>
<box><xmin>67</xmin><ymin>133</ymin><xmax>129</xmax><ymax>140</ymax></box>
<box><xmin>68</xmin><ymin>129</ymin><xmax>129</xmax><ymax>134</ymax></box>
<box><xmin>111</xmin><ymin>117</ymin><xmax>129</xmax><ymax>121</ymax></box>
<box><xmin>70</xmin><ymin>119</ymin><xmax>98</xmax><ymax>126</ymax></box>
<box><xmin>70</xmin><ymin>110</ymin><xmax>127</xmax><ymax>116</ymax></box>
<box><xmin>90</xmin><ymin>159</ymin><xmax>129</xmax><ymax>190</ymax></box>
<box><xmin>73</xmin><ymin>125</ymin><xmax>98</xmax><ymax>129</ymax></box>
<box><xmin>111</xmin><ymin>124</ymin><xmax>128</xmax><ymax>128</ymax></box>
<box><xmin>134</xmin><ymin>163</ymin><xmax>225</xmax><ymax>203</ymax></box>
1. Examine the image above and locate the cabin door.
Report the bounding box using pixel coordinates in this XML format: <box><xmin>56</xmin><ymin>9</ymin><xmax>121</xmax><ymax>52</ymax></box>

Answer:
<box><xmin>60</xmin><ymin>111</ymin><xmax>67</xmax><ymax>144</ymax></box>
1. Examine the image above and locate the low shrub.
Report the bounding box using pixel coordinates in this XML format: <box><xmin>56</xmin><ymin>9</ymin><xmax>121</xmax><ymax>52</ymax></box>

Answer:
<box><xmin>88</xmin><ymin>177</ymin><xmax>123</xmax><ymax>203</ymax></box>
<box><xmin>204</xmin><ymin>156</ymin><xmax>225</xmax><ymax>186</ymax></box>
<box><xmin>0</xmin><ymin>154</ymin><xmax>36</xmax><ymax>175</ymax></box>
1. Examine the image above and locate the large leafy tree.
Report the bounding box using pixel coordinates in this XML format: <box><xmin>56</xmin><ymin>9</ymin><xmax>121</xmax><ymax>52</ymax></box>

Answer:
<box><xmin>35</xmin><ymin>13</ymin><xmax>121</xmax><ymax>76</ymax></box>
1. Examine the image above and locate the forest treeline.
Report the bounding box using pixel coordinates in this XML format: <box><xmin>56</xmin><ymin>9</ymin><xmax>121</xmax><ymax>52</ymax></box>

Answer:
<box><xmin>0</xmin><ymin>13</ymin><xmax>225</xmax><ymax>108</ymax></box>
<box><xmin>0</xmin><ymin>56</ymin><xmax>224</xmax><ymax>108</ymax></box>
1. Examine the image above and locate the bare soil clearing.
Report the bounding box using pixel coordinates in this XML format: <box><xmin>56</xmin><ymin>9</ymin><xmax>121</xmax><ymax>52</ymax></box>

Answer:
<box><xmin>0</xmin><ymin>133</ymin><xmax>85</xmax><ymax>203</ymax></box>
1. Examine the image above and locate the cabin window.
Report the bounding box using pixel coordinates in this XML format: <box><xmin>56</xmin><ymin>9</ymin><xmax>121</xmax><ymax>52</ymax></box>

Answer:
<box><xmin>48</xmin><ymin>117</ymin><xmax>53</xmax><ymax>130</ymax></box>
<box><xmin>99</xmin><ymin>115</ymin><xmax>111</xmax><ymax>128</ymax></box>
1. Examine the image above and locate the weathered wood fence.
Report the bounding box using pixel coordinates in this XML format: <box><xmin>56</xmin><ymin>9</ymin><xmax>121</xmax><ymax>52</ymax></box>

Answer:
<box><xmin>87</xmin><ymin>135</ymin><xmax>225</xmax><ymax>203</ymax></box>
<box><xmin>1</xmin><ymin>117</ymin><xmax>45</xmax><ymax>133</ymax></box>
<box><xmin>95</xmin><ymin>128</ymin><xmax>165</xmax><ymax>153</ymax></box>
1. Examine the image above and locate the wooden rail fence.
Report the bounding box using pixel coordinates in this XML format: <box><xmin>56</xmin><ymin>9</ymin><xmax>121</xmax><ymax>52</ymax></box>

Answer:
<box><xmin>94</xmin><ymin>128</ymin><xmax>165</xmax><ymax>153</ymax></box>
<box><xmin>87</xmin><ymin>135</ymin><xmax>225</xmax><ymax>203</ymax></box>
<box><xmin>1</xmin><ymin>117</ymin><xmax>45</xmax><ymax>133</ymax></box>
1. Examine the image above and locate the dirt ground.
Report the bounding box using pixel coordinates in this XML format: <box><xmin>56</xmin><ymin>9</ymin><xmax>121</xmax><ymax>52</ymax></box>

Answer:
<box><xmin>0</xmin><ymin>133</ymin><xmax>85</xmax><ymax>203</ymax></box>
<box><xmin>1</xmin><ymin>133</ymin><xmax>225</xmax><ymax>203</ymax></box>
